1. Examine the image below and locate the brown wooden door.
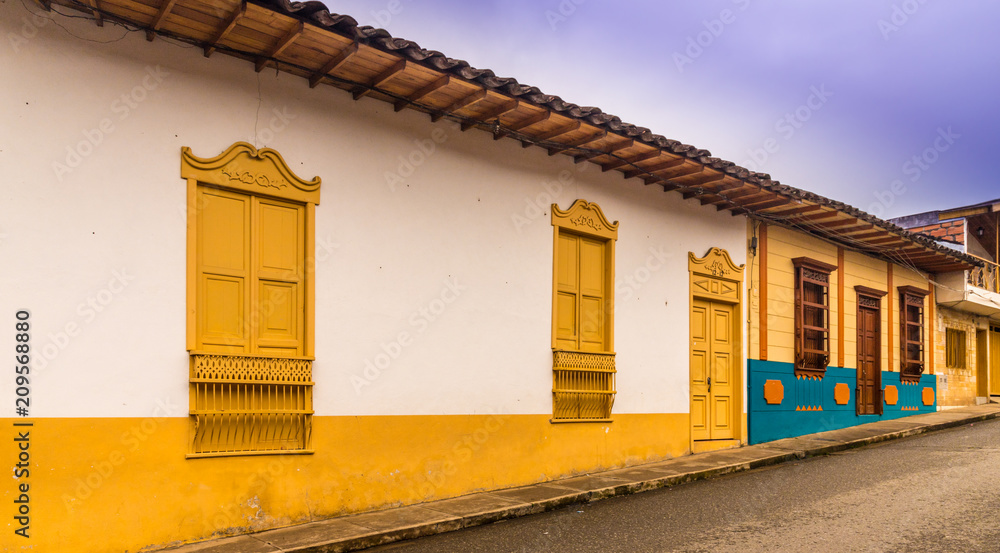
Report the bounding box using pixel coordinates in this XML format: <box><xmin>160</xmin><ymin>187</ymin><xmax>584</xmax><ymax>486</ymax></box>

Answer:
<box><xmin>857</xmin><ymin>304</ymin><xmax>882</xmax><ymax>415</ymax></box>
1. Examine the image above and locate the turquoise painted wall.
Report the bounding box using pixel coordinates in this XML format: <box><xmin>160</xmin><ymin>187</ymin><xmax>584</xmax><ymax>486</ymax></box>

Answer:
<box><xmin>748</xmin><ymin>359</ymin><xmax>936</xmax><ymax>444</ymax></box>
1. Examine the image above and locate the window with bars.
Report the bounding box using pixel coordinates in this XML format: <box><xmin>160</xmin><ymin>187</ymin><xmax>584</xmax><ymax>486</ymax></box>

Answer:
<box><xmin>550</xmin><ymin>200</ymin><xmax>618</xmax><ymax>421</ymax></box>
<box><xmin>792</xmin><ymin>257</ymin><xmax>837</xmax><ymax>378</ymax></box>
<box><xmin>946</xmin><ymin>328</ymin><xmax>967</xmax><ymax>369</ymax></box>
<box><xmin>183</xmin><ymin>143</ymin><xmax>320</xmax><ymax>457</ymax></box>
<box><xmin>898</xmin><ymin>285</ymin><xmax>928</xmax><ymax>382</ymax></box>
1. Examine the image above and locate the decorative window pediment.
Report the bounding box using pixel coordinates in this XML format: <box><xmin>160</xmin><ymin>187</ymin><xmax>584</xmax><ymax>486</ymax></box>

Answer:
<box><xmin>181</xmin><ymin>141</ymin><xmax>321</xmax><ymax>205</ymax></box>
<box><xmin>551</xmin><ymin>199</ymin><xmax>618</xmax><ymax>240</ymax></box>
<box><xmin>689</xmin><ymin>247</ymin><xmax>745</xmax><ymax>280</ymax></box>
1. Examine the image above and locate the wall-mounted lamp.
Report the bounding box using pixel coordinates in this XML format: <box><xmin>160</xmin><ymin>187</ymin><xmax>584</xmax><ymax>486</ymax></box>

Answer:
<box><xmin>977</xmin><ymin>226</ymin><xmax>985</xmax><ymax>237</ymax></box>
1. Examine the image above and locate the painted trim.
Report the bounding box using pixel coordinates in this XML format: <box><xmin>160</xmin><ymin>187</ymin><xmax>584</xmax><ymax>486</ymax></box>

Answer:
<box><xmin>305</xmin><ymin>202</ymin><xmax>316</xmax><ymax>358</ymax></box>
<box><xmin>888</xmin><ymin>263</ymin><xmax>894</xmax><ymax>372</ymax></box>
<box><xmin>838</xmin><ymin>247</ymin><xmax>845</xmax><ymax>368</ymax></box>
<box><xmin>688</xmin><ymin>246</ymin><xmax>745</xmax><ymax>280</ymax></box>
<box><xmin>180</xmin><ymin>142</ymin><xmax>321</xmax><ymax>205</ymax></box>
<box><xmin>928</xmin><ymin>282</ymin><xmax>935</xmax><ymax>375</ymax></box>
<box><xmin>550</xmin><ymin>199</ymin><xmax>619</xmax><ymax>240</ymax></box>
<box><xmin>759</xmin><ymin>223</ymin><xmax>768</xmax><ymax>361</ymax></box>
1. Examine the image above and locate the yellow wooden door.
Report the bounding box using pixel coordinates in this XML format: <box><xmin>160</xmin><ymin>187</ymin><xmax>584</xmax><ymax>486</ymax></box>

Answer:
<box><xmin>691</xmin><ymin>299</ymin><xmax>736</xmax><ymax>440</ymax></box>
<box><xmin>990</xmin><ymin>329</ymin><xmax>1000</xmax><ymax>396</ymax></box>
<box><xmin>977</xmin><ymin>330</ymin><xmax>988</xmax><ymax>398</ymax></box>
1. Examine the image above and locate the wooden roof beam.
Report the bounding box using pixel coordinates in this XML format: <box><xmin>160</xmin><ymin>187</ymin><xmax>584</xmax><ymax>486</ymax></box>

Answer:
<box><xmin>548</xmin><ymin>130</ymin><xmax>607</xmax><ymax>156</ymax></box>
<box><xmin>522</xmin><ymin>120</ymin><xmax>581</xmax><ymax>148</ymax></box>
<box><xmin>462</xmin><ymin>99</ymin><xmax>519</xmax><ymax>131</ymax></box>
<box><xmin>147</xmin><ymin>0</ymin><xmax>178</xmax><ymax>40</ymax></box>
<box><xmin>309</xmin><ymin>42</ymin><xmax>358</xmax><ymax>88</ymax></box>
<box><xmin>642</xmin><ymin>177</ymin><xmax>680</xmax><ymax>191</ymax></box>
<box><xmin>431</xmin><ymin>89</ymin><xmax>488</xmax><ymax>122</ymax></box>
<box><xmin>699</xmin><ymin>184</ymin><xmax>756</xmax><ymax>206</ymax></box>
<box><xmin>602</xmin><ymin>150</ymin><xmax>660</xmax><ymax>172</ymax></box>
<box><xmin>850</xmin><ymin>229</ymin><xmax>890</xmax><ymax>241</ymax></box>
<box><xmin>702</xmin><ymin>180</ymin><xmax>745</xmax><ymax>194</ymax></box>
<box><xmin>759</xmin><ymin>203</ymin><xmax>823</xmax><ymax>217</ymax></box>
<box><xmin>815</xmin><ymin>217</ymin><xmax>861</xmax><ymax>230</ymax></box>
<box><xmin>506</xmin><ymin>110</ymin><xmax>550</xmax><ymax>133</ymax></box>
<box><xmin>256</xmin><ymin>21</ymin><xmax>304</xmax><ymax>72</ymax></box>
<box><xmin>658</xmin><ymin>164</ymin><xmax>704</xmax><ymax>180</ymax></box>
<box><xmin>839</xmin><ymin>223</ymin><xmax>876</xmax><ymax>235</ymax></box>
<box><xmin>621</xmin><ymin>157</ymin><xmax>685</xmax><ymax>179</ymax></box>
<box><xmin>868</xmin><ymin>236</ymin><xmax>909</xmax><ymax>246</ymax></box>
<box><xmin>574</xmin><ymin>138</ymin><xmax>634</xmax><ymax>163</ymax></box>
<box><xmin>680</xmin><ymin>174</ymin><xmax>726</xmax><ymax>198</ymax></box>
<box><xmin>721</xmin><ymin>187</ymin><xmax>770</xmax><ymax>203</ymax></box>
<box><xmin>396</xmin><ymin>74</ymin><xmax>450</xmax><ymax>111</ymax></box>
<box><xmin>791</xmin><ymin>209</ymin><xmax>841</xmax><ymax>223</ymax></box>
<box><xmin>204</xmin><ymin>1</ymin><xmax>246</xmax><ymax>58</ymax></box>
<box><xmin>87</xmin><ymin>0</ymin><xmax>103</xmax><ymax>26</ymax></box>
<box><xmin>740</xmin><ymin>197</ymin><xmax>788</xmax><ymax>212</ymax></box>
<box><xmin>353</xmin><ymin>59</ymin><xmax>407</xmax><ymax>100</ymax></box>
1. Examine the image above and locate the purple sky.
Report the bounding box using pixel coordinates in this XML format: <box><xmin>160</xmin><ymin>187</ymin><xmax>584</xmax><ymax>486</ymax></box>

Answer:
<box><xmin>329</xmin><ymin>0</ymin><xmax>999</xmax><ymax>218</ymax></box>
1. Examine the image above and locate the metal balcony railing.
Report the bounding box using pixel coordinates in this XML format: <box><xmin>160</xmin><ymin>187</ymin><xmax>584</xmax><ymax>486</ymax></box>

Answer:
<box><xmin>968</xmin><ymin>255</ymin><xmax>1000</xmax><ymax>294</ymax></box>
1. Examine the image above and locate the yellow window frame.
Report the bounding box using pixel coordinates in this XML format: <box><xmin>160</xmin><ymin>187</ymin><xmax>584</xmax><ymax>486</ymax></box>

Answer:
<box><xmin>182</xmin><ymin>142</ymin><xmax>321</xmax><ymax>457</ymax></box>
<box><xmin>550</xmin><ymin>199</ymin><xmax>618</xmax><ymax>422</ymax></box>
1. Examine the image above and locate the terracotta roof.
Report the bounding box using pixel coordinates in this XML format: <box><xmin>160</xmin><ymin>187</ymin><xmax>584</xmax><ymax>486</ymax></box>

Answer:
<box><xmin>46</xmin><ymin>0</ymin><xmax>982</xmax><ymax>273</ymax></box>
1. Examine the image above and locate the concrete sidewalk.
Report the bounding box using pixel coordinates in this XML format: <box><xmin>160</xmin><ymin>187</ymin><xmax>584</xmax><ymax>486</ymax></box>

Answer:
<box><xmin>164</xmin><ymin>404</ymin><xmax>1000</xmax><ymax>553</ymax></box>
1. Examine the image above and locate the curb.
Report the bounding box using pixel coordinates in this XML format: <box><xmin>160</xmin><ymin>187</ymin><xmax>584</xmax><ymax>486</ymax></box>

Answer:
<box><xmin>168</xmin><ymin>407</ymin><xmax>1000</xmax><ymax>553</ymax></box>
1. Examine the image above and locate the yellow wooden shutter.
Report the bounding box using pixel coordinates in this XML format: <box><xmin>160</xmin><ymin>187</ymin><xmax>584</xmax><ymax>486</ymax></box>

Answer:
<box><xmin>254</xmin><ymin>197</ymin><xmax>305</xmax><ymax>356</ymax></box>
<box><xmin>579</xmin><ymin>236</ymin><xmax>606</xmax><ymax>352</ymax></box>
<box><xmin>197</xmin><ymin>187</ymin><xmax>250</xmax><ymax>354</ymax></box>
<box><xmin>555</xmin><ymin>231</ymin><xmax>607</xmax><ymax>352</ymax></box>
<box><xmin>556</xmin><ymin>232</ymin><xmax>579</xmax><ymax>350</ymax></box>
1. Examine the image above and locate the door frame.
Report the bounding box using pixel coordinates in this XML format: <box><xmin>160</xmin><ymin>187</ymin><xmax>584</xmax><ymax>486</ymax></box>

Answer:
<box><xmin>855</xmin><ymin>286</ymin><xmax>886</xmax><ymax>416</ymax></box>
<box><xmin>990</xmin><ymin>327</ymin><xmax>1000</xmax><ymax>397</ymax></box>
<box><xmin>688</xmin><ymin>247</ymin><xmax>745</xmax><ymax>448</ymax></box>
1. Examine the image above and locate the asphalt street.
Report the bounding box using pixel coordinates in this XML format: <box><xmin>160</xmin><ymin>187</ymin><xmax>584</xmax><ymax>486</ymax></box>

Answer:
<box><xmin>362</xmin><ymin>418</ymin><xmax>1000</xmax><ymax>553</ymax></box>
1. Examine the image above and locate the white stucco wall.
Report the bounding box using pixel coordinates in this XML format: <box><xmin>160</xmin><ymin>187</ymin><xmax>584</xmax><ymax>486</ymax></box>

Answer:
<box><xmin>1</xmin><ymin>1</ymin><xmax>746</xmax><ymax>418</ymax></box>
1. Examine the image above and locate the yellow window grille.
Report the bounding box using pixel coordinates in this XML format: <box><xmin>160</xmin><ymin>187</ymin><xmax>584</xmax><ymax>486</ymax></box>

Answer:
<box><xmin>188</xmin><ymin>353</ymin><xmax>313</xmax><ymax>457</ymax></box>
<box><xmin>552</xmin><ymin>350</ymin><xmax>616</xmax><ymax>421</ymax></box>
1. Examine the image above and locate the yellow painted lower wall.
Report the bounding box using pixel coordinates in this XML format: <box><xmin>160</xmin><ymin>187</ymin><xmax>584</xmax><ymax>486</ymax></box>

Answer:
<box><xmin>4</xmin><ymin>413</ymin><xmax>689</xmax><ymax>553</ymax></box>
